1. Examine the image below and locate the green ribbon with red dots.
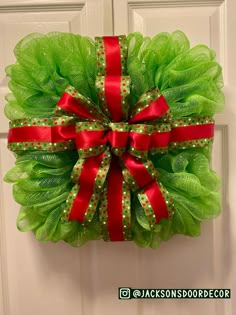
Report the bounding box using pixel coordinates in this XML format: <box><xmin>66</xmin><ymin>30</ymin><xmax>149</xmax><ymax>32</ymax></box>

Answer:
<box><xmin>7</xmin><ymin>35</ymin><xmax>215</xmax><ymax>242</ymax></box>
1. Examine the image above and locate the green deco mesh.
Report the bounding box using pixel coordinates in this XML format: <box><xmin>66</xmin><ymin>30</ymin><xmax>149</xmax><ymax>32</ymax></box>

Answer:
<box><xmin>4</xmin><ymin>31</ymin><xmax>224</xmax><ymax>248</ymax></box>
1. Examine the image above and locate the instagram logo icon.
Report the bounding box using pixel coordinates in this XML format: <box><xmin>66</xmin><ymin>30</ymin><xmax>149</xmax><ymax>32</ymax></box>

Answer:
<box><xmin>119</xmin><ymin>288</ymin><xmax>131</xmax><ymax>299</ymax></box>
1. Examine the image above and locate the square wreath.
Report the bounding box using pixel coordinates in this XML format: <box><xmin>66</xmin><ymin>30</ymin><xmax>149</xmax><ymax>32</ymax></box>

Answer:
<box><xmin>5</xmin><ymin>31</ymin><xmax>224</xmax><ymax>248</ymax></box>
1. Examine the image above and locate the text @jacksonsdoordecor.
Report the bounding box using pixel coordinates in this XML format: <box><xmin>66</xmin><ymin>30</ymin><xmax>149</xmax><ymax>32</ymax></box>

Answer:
<box><xmin>118</xmin><ymin>288</ymin><xmax>231</xmax><ymax>299</ymax></box>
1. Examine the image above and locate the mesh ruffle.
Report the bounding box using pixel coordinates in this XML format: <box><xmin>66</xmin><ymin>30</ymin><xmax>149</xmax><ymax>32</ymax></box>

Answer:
<box><xmin>4</xmin><ymin>31</ymin><xmax>224</xmax><ymax>248</ymax></box>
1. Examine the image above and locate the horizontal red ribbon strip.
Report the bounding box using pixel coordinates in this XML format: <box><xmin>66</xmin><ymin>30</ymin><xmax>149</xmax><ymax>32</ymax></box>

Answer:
<box><xmin>151</xmin><ymin>130</ymin><xmax>171</xmax><ymax>148</ymax></box>
<box><xmin>75</xmin><ymin>130</ymin><xmax>107</xmax><ymax>149</ymax></box>
<box><xmin>8</xmin><ymin>125</ymin><xmax>76</xmax><ymax>143</ymax></box>
<box><xmin>130</xmin><ymin>132</ymin><xmax>151</xmax><ymax>151</ymax></box>
<box><xmin>170</xmin><ymin>123</ymin><xmax>214</xmax><ymax>142</ymax></box>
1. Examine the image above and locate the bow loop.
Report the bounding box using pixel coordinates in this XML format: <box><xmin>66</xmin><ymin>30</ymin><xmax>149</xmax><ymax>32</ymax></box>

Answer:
<box><xmin>121</xmin><ymin>153</ymin><xmax>158</xmax><ymax>191</ymax></box>
<box><xmin>129</xmin><ymin>89</ymin><xmax>170</xmax><ymax>123</ymax></box>
<box><xmin>56</xmin><ymin>85</ymin><xmax>107</xmax><ymax>122</ymax></box>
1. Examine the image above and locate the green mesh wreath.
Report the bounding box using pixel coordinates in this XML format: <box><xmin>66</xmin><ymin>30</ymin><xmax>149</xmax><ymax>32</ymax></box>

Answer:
<box><xmin>4</xmin><ymin>31</ymin><xmax>224</xmax><ymax>248</ymax></box>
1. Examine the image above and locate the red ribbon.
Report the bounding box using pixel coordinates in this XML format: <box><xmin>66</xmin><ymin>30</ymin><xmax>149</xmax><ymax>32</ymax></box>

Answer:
<box><xmin>170</xmin><ymin>123</ymin><xmax>214</xmax><ymax>142</ymax></box>
<box><xmin>75</xmin><ymin>130</ymin><xmax>107</xmax><ymax>149</ymax></box>
<box><xmin>103</xmin><ymin>37</ymin><xmax>122</xmax><ymax>75</ymax></box>
<box><xmin>8</xmin><ymin>125</ymin><xmax>75</xmax><ymax>143</ymax></box>
<box><xmin>105</xmin><ymin>76</ymin><xmax>123</xmax><ymax>122</ymax></box>
<box><xmin>129</xmin><ymin>95</ymin><xmax>169</xmax><ymax>123</ymax></box>
<box><xmin>121</xmin><ymin>153</ymin><xmax>169</xmax><ymax>222</ymax></box>
<box><xmin>108</xmin><ymin>129</ymin><xmax>129</xmax><ymax>149</ymax></box>
<box><xmin>151</xmin><ymin>130</ymin><xmax>171</xmax><ymax>148</ymax></box>
<box><xmin>129</xmin><ymin>132</ymin><xmax>151</xmax><ymax>151</ymax></box>
<box><xmin>69</xmin><ymin>153</ymin><xmax>105</xmax><ymax>222</ymax></box>
<box><xmin>57</xmin><ymin>92</ymin><xmax>99</xmax><ymax>120</ymax></box>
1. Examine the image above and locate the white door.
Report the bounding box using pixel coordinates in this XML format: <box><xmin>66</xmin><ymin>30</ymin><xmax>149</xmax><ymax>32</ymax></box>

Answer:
<box><xmin>0</xmin><ymin>0</ymin><xmax>235</xmax><ymax>314</ymax></box>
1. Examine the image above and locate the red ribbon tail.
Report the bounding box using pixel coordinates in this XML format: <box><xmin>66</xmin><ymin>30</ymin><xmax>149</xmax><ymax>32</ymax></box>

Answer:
<box><xmin>100</xmin><ymin>156</ymin><xmax>131</xmax><ymax>241</ymax></box>
<box><xmin>107</xmin><ymin>157</ymin><xmax>124</xmax><ymax>241</ymax></box>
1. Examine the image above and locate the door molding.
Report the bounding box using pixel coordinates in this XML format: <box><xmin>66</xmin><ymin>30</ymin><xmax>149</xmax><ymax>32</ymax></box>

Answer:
<box><xmin>127</xmin><ymin>0</ymin><xmax>224</xmax><ymax>8</ymax></box>
<box><xmin>0</xmin><ymin>3</ymin><xmax>84</xmax><ymax>13</ymax></box>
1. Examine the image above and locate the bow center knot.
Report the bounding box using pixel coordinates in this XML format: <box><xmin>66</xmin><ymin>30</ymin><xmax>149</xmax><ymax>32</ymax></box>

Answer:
<box><xmin>107</xmin><ymin>122</ymin><xmax>130</xmax><ymax>156</ymax></box>
<box><xmin>75</xmin><ymin>120</ymin><xmax>158</xmax><ymax>159</ymax></box>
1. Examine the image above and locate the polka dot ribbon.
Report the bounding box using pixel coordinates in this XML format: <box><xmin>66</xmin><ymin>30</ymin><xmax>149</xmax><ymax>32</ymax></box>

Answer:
<box><xmin>7</xmin><ymin>35</ymin><xmax>215</xmax><ymax>241</ymax></box>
